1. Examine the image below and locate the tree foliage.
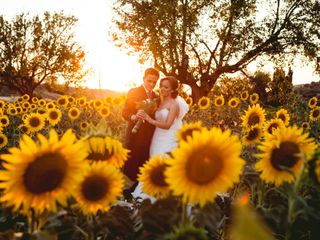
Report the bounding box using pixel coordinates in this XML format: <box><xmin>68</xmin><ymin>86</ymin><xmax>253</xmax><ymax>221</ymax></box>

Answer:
<box><xmin>0</xmin><ymin>12</ymin><xmax>88</xmax><ymax>97</ymax></box>
<box><xmin>112</xmin><ymin>0</ymin><xmax>320</xmax><ymax>100</ymax></box>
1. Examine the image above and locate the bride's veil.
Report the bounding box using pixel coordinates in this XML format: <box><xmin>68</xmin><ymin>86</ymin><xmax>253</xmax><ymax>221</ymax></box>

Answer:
<box><xmin>175</xmin><ymin>96</ymin><xmax>189</xmax><ymax>120</ymax></box>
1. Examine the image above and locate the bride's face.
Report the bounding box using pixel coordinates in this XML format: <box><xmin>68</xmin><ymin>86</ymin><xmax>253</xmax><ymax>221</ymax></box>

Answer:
<box><xmin>160</xmin><ymin>80</ymin><xmax>173</xmax><ymax>97</ymax></box>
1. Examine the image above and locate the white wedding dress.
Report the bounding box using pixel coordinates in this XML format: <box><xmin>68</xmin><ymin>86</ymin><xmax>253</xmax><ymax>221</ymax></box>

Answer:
<box><xmin>132</xmin><ymin>96</ymin><xmax>189</xmax><ymax>200</ymax></box>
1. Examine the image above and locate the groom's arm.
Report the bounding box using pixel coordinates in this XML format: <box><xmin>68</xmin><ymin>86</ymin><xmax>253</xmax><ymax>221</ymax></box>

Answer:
<box><xmin>122</xmin><ymin>88</ymin><xmax>137</xmax><ymax>121</ymax></box>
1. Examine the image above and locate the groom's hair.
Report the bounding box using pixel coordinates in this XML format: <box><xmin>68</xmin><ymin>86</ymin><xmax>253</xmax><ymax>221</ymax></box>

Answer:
<box><xmin>144</xmin><ymin>68</ymin><xmax>160</xmax><ymax>78</ymax></box>
<box><xmin>160</xmin><ymin>76</ymin><xmax>179</xmax><ymax>98</ymax></box>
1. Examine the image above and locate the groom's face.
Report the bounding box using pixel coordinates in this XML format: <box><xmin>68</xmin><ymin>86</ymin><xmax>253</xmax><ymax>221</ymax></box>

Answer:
<box><xmin>143</xmin><ymin>74</ymin><xmax>158</xmax><ymax>92</ymax></box>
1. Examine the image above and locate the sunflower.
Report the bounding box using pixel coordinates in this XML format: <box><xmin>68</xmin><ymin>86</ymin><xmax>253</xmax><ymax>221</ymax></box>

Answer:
<box><xmin>38</xmin><ymin>99</ymin><xmax>47</xmax><ymax>107</ymax></box>
<box><xmin>214</xmin><ymin>96</ymin><xmax>225</xmax><ymax>107</ymax></box>
<box><xmin>94</xmin><ymin>99</ymin><xmax>103</xmax><ymax>110</ymax></box>
<box><xmin>263</xmin><ymin>118</ymin><xmax>285</xmax><ymax>137</ymax></box>
<box><xmin>249</xmin><ymin>93</ymin><xmax>259</xmax><ymax>104</ymax></box>
<box><xmin>47</xmin><ymin>108</ymin><xmax>62</xmax><ymax>126</ymax></box>
<box><xmin>138</xmin><ymin>155</ymin><xmax>170</xmax><ymax>198</ymax></box>
<box><xmin>276</xmin><ymin>108</ymin><xmax>290</xmax><ymax>126</ymax></box>
<box><xmin>112</xmin><ymin>97</ymin><xmax>123</xmax><ymax>107</ymax></box>
<box><xmin>73</xmin><ymin>161</ymin><xmax>123</xmax><ymax>215</ymax></box>
<box><xmin>104</xmin><ymin>96</ymin><xmax>113</xmax><ymax>105</ymax></box>
<box><xmin>7</xmin><ymin>107</ymin><xmax>17</xmax><ymax>116</ymax></box>
<box><xmin>30</xmin><ymin>104</ymin><xmax>37</xmax><ymax>110</ymax></box>
<box><xmin>228</xmin><ymin>98</ymin><xmax>240</xmax><ymax>108</ymax></box>
<box><xmin>242</xmin><ymin>126</ymin><xmax>262</xmax><ymax>145</ymax></box>
<box><xmin>24</xmin><ymin>113</ymin><xmax>45</xmax><ymax>132</ymax></box>
<box><xmin>255</xmin><ymin>126</ymin><xmax>317</xmax><ymax>186</ymax></box>
<box><xmin>0</xmin><ymin>133</ymin><xmax>8</xmax><ymax>149</ymax></box>
<box><xmin>19</xmin><ymin>124</ymin><xmax>30</xmax><ymax>134</ymax></box>
<box><xmin>85</xmin><ymin>136</ymin><xmax>129</xmax><ymax>168</ymax></box>
<box><xmin>57</xmin><ymin>96</ymin><xmax>68</xmax><ymax>107</ymax></box>
<box><xmin>0</xmin><ymin>100</ymin><xmax>6</xmax><ymax>109</ymax></box>
<box><xmin>46</xmin><ymin>102</ymin><xmax>56</xmax><ymax>110</ymax></box>
<box><xmin>176</xmin><ymin>121</ymin><xmax>206</xmax><ymax>142</ymax></box>
<box><xmin>22</xmin><ymin>101</ymin><xmax>31</xmax><ymax>109</ymax></box>
<box><xmin>80</xmin><ymin>121</ymin><xmax>89</xmax><ymax>131</ymax></box>
<box><xmin>99</xmin><ymin>106</ymin><xmax>111</xmax><ymax>118</ymax></box>
<box><xmin>0</xmin><ymin>115</ymin><xmax>10</xmax><ymax>127</ymax></box>
<box><xmin>301</xmin><ymin>122</ymin><xmax>310</xmax><ymax>130</ymax></box>
<box><xmin>68</xmin><ymin>96</ymin><xmax>75</xmax><ymax>105</ymax></box>
<box><xmin>309</xmin><ymin>107</ymin><xmax>320</xmax><ymax>121</ymax></box>
<box><xmin>16</xmin><ymin>106</ymin><xmax>23</xmax><ymax>114</ymax></box>
<box><xmin>31</xmin><ymin>97</ymin><xmax>38</xmax><ymax>103</ymax></box>
<box><xmin>185</xmin><ymin>97</ymin><xmax>193</xmax><ymax>106</ymax></box>
<box><xmin>165</xmin><ymin>128</ymin><xmax>245</xmax><ymax>206</ymax></box>
<box><xmin>22</xmin><ymin>94</ymin><xmax>30</xmax><ymax>101</ymax></box>
<box><xmin>77</xmin><ymin>97</ymin><xmax>87</xmax><ymax>107</ymax></box>
<box><xmin>166</xmin><ymin>223</ymin><xmax>208</xmax><ymax>240</ymax></box>
<box><xmin>308</xmin><ymin>96</ymin><xmax>318</xmax><ymax>108</ymax></box>
<box><xmin>197</xmin><ymin>96</ymin><xmax>210</xmax><ymax>110</ymax></box>
<box><xmin>240</xmin><ymin>91</ymin><xmax>249</xmax><ymax>101</ymax></box>
<box><xmin>37</xmin><ymin>108</ymin><xmax>47</xmax><ymax>117</ymax></box>
<box><xmin>0</xmin><ymin>129</ymin><xmax>88</xmax><ymax>213</ymax></box>
<box><xmin>241</xmin><ymin>104</ymin><xmax>266</xmax><ymax>129</ymax></box>
<box><xmin>68</xmin><ymin>107</ymin><xmax>80</xmax><ymax>120</ymax></box>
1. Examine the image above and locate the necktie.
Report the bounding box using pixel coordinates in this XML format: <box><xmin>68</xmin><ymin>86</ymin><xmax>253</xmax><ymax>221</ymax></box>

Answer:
<box><xmin>147</xmin><ymin>91</ymin><xmax>152</xmax><ymax>99</ymax></box>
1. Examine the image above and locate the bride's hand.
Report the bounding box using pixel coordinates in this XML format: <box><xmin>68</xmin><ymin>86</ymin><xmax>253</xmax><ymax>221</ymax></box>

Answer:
<box><xmin>143</xmin><ymin>113</ymin><xmax>152</xmax><ymax>122</ymax></box>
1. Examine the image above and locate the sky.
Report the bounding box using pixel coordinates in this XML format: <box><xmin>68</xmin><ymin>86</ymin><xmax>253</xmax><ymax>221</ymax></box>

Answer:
<box><xmin>0</xmin><ymin>0</ymin><xmax>319</xmax><ymax>92</ymax></box>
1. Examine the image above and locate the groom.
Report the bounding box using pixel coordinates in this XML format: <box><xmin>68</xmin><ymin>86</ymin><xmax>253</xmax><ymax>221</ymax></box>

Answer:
<box><xmin>122</xmin><ymin>67</ymin><xmax>160</xmax><ymax>195</ymax></box>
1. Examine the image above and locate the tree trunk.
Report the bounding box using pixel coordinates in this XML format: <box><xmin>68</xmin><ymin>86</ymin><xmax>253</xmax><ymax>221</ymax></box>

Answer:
<box><xmin>190</xmin><ymin>83</ymin><xmax>206</xmax><ymax>102</ymax></box>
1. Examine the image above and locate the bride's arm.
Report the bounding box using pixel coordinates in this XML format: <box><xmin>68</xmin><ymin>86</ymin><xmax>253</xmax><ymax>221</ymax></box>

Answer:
<box><xmin>143</xmin><ymin>103</ymin><xmax>179</xmax><ymax>129</ymax></box>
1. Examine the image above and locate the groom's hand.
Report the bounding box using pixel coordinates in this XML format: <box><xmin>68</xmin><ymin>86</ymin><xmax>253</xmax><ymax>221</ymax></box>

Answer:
<box><xmin>136</xmin><ymin>110</ymin><xmax>146</xmax><ymax>123</ymax></box>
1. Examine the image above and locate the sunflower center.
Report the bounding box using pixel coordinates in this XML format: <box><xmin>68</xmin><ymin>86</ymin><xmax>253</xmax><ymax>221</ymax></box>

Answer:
<box><xmin>310</xmin><ymin>99</ymin><xmax>315</xmax><ymax>105</ymax></box>
<box><xmin>216</xmin><ymin>99</ymin><xmax>222</xmax><ymax>105</ymax></box>
<box><xmin>150</xmin><ymin>164</ymin><xmax>168</xmax><ymax>187</ymax></box>
<box><xmin>270</xmin><ymin>141</ymin><xmax>300</xmax><ymax>171</ymax></box>
<box><xmin>49</xmin><ymin>111</ymin><xmax>58</xmax><ymax>120</ymax></box>
<box><xmin>246</xmin><ymin>128</ymin><xmax>259</xmax><ymax>141</ymax></box>
<box><xmin>1</xmin><ymin>118</ymin><xmax>7</xmax><ymax>124</ymax></box>
<box><xmin>200</xmin><ymin>99</ymin><xmax>207</xmax><ymax>106</ymax></box>
<box><xmin>88</xmin><ymin>149</ymin><xmax>114</xmax><ymax>161</ymax></box>
<box><xmin>312</xmin><ymin>109</ymin><xmax>319</xmax><ymax>118</ymax></box>
<box><xmin>267</xmin><ymin>123</ymin><xmax>279</xmax><ymax>134</ymax></box>
<box><xmin>278</xmin><ymin>113</ymin><xmax>286</xmax><ymax>122</ymax></box>
<box><xmin>24</xmin><ymin>152</ymin><xmax>67</xmax><ymax>194</ymax></box>
<box><xmin>29</xmin><ymin>117</ymin><xmax>40</xmax><ymax>128</ymax></box>
<box><xmin>231</xmin><ymin>101</ymin><xmax>236</xmax><ymax>106</ymax></box>
<box><xmin>186</xmin><ymin>146</ymin><xmax>223</xmax><ymax>185</ymax></box>
<box><xmin>181</xmin><ymin>127</ymin><xmax>201</xmax><ymax>141</ymax></box>
<box><xmin>71</xmin><ymin>110</ymin><xmax>78</xmax><ymax>117</ymax></box>
<box><xmin>248</xmin><ymin>113</ymin><xmax>260</xmax><ymax>126</ymax></box>
<box><xmin>81</xmin><ymin>175</ymin><xmax>109</xmax><ymax>201</ymax></box>
<box><xmin>101</xmin><ymin>109</ymin><xmax>109</xmax><ymax>115</ymax></box>
<box><xmin>0</xmin><ymin>137</ymin><xmax>4</xmax><ymax>144</ymax></box>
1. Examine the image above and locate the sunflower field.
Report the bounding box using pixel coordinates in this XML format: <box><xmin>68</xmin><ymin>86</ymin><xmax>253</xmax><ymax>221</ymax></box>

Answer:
<box><xmin>0</xmin><ymin>86</ymin><xmax>319</xmax><ymax>240</ymax></box>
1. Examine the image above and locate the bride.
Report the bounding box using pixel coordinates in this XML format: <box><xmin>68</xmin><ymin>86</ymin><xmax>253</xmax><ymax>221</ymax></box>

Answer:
<box><xmin>132</xmin><ymin>76</ymin><xmax>189</xmax><ymax>199</ymax></box>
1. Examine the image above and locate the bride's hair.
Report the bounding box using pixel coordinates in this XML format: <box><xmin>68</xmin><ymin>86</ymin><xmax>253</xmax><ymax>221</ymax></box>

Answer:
<box><xmin>160</xmin><ymin>76</ymin><xmax>179</xmax><ymax>98</ymax></box>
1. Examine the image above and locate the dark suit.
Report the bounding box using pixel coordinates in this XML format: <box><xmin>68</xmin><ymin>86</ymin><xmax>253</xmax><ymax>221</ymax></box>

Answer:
<box><xmin>122</xmin><ymin>85</ymin><xmax>158</xmax><ymax>182</ymax></box>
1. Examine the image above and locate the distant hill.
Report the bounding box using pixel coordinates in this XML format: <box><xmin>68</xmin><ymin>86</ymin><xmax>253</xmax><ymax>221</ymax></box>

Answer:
<box><xmin>0</xmin><ymin>84</ymin><xmax>125</xmax><ymax>102</ymax></box>
<box><xmin>294</xmin><ymin>81</ymin><xmax>320</xmax><ymax>98</ymax></box>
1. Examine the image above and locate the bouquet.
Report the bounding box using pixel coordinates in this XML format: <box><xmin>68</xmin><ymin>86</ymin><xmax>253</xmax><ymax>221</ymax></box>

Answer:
<box><xmin>132</xmin><ymin>98</ymin><xmax>158</xmax><ymax>133</ymax></box>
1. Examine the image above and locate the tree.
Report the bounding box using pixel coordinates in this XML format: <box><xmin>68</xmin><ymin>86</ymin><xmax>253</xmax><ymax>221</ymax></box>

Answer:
<box><xmin>112</xmin><ymin>0</ymin><xmax>320</xmax><ymax>100</ymax></box>
<box><xmin>0</xmin><ymin>12</ymin><xmax>88</xmax><ymax>97</ymax></box>
<box><xmin>268</xmin><ymin>67</ymin><xmax>294</xmax><ymax>106</ymax></box>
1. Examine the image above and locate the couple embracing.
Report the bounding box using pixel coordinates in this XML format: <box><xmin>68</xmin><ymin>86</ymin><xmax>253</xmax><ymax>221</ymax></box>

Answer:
<box><xmin>122</xmin><ymin>68</ymin><xmax>189</xmax><ymax>198</ymax></box>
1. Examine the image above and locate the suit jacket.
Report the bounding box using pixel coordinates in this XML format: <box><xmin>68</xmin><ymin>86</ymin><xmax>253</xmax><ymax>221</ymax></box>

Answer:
<box><xmin>122</xmin><ymin>85</ymin><xmax>159</xmax><ymax>181</ymax></box>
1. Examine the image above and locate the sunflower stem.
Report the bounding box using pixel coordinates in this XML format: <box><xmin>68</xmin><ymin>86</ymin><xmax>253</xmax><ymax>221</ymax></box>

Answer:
<box><xmin>286</xmin><ymin>160</ymin><xmax>306</xmax><ymax>240</ymax></box>
<box><xmin>180</xmin><ymin>202</ymin><xmax>189</xmax><ymax>227</ymax></box>
<box><xmin>28</xmin><ymin>208</ymin><xmax>36</xmax><ymax>235</ymax></box>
